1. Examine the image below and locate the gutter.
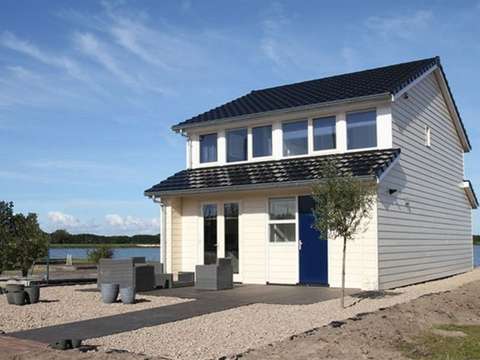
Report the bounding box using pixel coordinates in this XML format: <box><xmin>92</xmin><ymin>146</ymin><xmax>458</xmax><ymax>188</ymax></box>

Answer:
<box><xmin>172</xmin><ymin>93</ymin><xmax>391</xmax><ymax>132</ymax></box>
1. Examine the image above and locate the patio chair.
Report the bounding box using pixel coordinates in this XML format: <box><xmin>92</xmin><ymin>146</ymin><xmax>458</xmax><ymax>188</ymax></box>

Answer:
<box><xmin>195</xmin><ymin>258</ymin><xmax>233</xmax><ymax>290</ymax></box>
<box><xmin>97</xmin><ymin>257</ymin><xmax>155</xmax><ymax>292</ymax></box>
<box><xmin>146</xmin><ymin>261</ymin><xmax>173</xmax><ymax>289</ymax></box>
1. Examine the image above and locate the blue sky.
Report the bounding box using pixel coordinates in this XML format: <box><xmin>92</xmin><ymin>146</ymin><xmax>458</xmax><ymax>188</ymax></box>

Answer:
<box><xmin>1</xmin><ymin>0</ymin><xmax>479</xmax><ymax>235</ymax></box>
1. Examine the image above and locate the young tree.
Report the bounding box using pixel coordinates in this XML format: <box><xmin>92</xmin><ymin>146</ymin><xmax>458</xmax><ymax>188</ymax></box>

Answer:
<box><xmin>0</xmin><ymin>201</ymin><xmax>48</xmax><ymax>276</ymax></box>
<box><xmin>0</xmin><ymin>201</ymin><xmax>14</xmax><ymax>274</ymax></box>
<box><xmin>312</xmin><ymin>161</ymin><xmax>376</xmax><ymax>308</ymax></box>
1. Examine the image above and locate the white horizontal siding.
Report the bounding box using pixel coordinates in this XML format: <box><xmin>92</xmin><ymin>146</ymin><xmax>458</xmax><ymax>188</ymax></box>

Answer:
<box><xmin>328</xmin><ymin>201</ymin><xmax>378</xmax><ymax>290</ymax></box>
<box><xmin>377</xmin><ymin>71</ymin><xmax>472</xmax><ymax>289</ymax></box>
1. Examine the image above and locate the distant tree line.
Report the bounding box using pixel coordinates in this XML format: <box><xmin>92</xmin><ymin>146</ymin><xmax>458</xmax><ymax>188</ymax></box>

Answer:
<box><xmin>474</xmin><ymin>235</ymin><xmax>480</xmax><ymax>245</ymax></box>
<box><xmin>50</xmin><ymin>229</ymin><xmax>160</xmax><ymax>245</ymax></box>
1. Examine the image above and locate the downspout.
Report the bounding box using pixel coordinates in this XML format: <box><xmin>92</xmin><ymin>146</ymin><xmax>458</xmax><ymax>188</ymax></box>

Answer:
<box><xmin>151</xmin><ymin>197</ymin><xmax>167</xmax><ymax>268</ymax></box>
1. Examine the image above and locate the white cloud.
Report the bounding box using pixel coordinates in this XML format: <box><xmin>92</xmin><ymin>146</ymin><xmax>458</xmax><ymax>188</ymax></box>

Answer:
<box><xmin>48</xmin><ymin>211</ymin><xmax>81</xmax><ymax>227</ymax></box>
<box><xmin>45</xmin><ymin>211</ymin><xmax>158</xmax><ymax>235</ymax></box>
<box><xmin>365</xmin><ymin>10</ymin><xmax>433</xmax><ymax>40</ymax></box>
<box><xmin>105</xmin><ymin>213</ymin><xmax>159</xmax><ymax>232</ymax></box>
<box><xmin>0</xmin><ymin>31</ymin><xmax>86</xmax><ymax>81</ymax></box>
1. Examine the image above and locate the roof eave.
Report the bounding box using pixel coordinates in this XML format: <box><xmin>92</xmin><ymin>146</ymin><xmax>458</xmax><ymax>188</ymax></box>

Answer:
<box><xmin>171</xmin><ymin>93</ymin><xmax>391</xmax><ymax>133</ymax></box>
<box><xmin>144</xmin><ymin>175</ymin><xmax>377</xmax><ymax>197</ymax></box>
<box><xmin>462</xmin><ymin>180</ymin><xmax>479</xmax><ymax>209</ymax></box>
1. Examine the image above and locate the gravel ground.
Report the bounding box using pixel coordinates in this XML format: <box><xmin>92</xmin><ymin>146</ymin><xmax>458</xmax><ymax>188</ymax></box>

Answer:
<box><xmin>0</xmin><ymin>284</ymin><xmax>192</xmax><ymax>333</ymax></box>
<box><xmin>86</xmin><ymin>269</ymin><xmax>480</xmax><ymax>360</ymax></box>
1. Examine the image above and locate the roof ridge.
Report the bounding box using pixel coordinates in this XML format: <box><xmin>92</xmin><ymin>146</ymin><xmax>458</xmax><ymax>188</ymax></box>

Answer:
<box><xmin>251</xmin><ymin>57</ymin><xmax>438</xmax><ymax>94</ymax></box>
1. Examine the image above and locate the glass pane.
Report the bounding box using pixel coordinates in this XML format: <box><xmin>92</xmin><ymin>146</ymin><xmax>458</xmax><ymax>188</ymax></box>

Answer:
<box><xmin>224</xmin><ymin>203</ymin><xmax>239</xmax><ymax>274</ymax></box>
<box><xmin>347</xmin><ymin>110</ymin><xmax>377</xmax><ymax>150</ymax></box>
<box><xmin>313</xmin><ymin>116</ymin><xmax>336</xmax><ymax>151</ymax></box>
<box><xmin>203</xmin><ymin>204</ymin><xmax>217</xmax><ymax>264</ymax></box>
<box><xmin>227</xmin><ymin>128</ymin><xmax>247</xmax><ymax>162</ymax></box>
<box><xmin>252</xmin><ymin>125</ymin><xmax>272</xmax><ymax>157</ymax></box>
<box><xmin>200</xmin><ymin>133</ymin><xmax>217</xmax><ymax>163</ymax></box>
<box><xmin>269</xmin><ymin>198</ymin><xmax>296</xmax><ymax>220</ymax></box>
<box><xmin>270</xmin><ymin>223</ymin><xmax>295</xmax><ymax>242</ymax></box>
<box><xmin>283</xmin><ymin>120</ymin><xmax>308</xmax><ymax>156</ymax></box>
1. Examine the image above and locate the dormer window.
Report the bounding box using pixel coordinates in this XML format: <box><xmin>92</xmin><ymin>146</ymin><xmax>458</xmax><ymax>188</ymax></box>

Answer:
<box><xmin>252</xmin><ymin>125</ymin><xmax>272</xmax><ymax>157</ymax></box>
<box><xmin>313</xmin><ymin>116</ymin><xmax>336</xmax><ymax>151</ymax></box>
<box><xmin>347</xmin><ymin>110</ymin><xmax>377</xmax><ymax>150</ymax></box>
<box><xmin>200</xmin><ymin>133</ymin><xmax>217</xmax><ymax>163</ymax></box>
<box><xmin>227</xmin><ymin>128</ymin><xmax>247</xmax><ymax>162</ymax></box>
<box><xmin>283</xmin><ymin>120</ymin><xmax>308</xmax><ymax>156</ymax></box>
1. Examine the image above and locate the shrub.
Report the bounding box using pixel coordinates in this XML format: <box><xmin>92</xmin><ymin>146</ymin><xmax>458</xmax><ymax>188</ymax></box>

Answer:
<box><xmin>87</xmin><ymin>246</ymin><xmax>114</xmax><ymax>264</ymax></box>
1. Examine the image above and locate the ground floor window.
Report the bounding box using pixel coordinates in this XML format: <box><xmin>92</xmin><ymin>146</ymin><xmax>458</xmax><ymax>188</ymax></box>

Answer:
<box><xmin>268</xmin><ymin>197</ymin><xmax>296</xmax><ymax>242</ymax></box>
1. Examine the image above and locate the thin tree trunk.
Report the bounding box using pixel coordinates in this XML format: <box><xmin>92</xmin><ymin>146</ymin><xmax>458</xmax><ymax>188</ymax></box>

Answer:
<box><xmin>341</xmin><ymin>235</ymin><xmax>347</xmax><ymax>308</ymax></box>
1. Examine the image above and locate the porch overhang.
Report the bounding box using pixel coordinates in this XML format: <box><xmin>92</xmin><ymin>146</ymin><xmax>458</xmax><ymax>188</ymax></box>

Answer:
<box><xmin>462</xmin><ymin>180</ymin><xmax>478</xmax><ymax>209</ymax></box>
<box><xmin>145</xmin><ymin>148</ymin><xmax>400</xmax><ymax>197</ymax></box>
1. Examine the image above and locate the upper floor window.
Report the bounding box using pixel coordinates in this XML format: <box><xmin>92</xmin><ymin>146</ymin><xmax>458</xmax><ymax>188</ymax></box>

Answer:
<box><xmin>313</xmin><ymin>116</ymin><xmax>336</xmax><ymax>151</ymax></box>
<box><xmin>283</xmin><ymin>120</ymin><xmax>308</xmax><ymax>156</ymax></box>
<box><xmin>226</xmin><ymin>128</ymin><xmax>247</xmax><ymax>162</ymax></box>
<box><xmin>252</xmin><ymin>125</ymin><xmax>272</xmax><ymax>157</ymax></box>
<box><xmin>200</xmin><ymin>133</ymin><xmax>217</xmax><ymax>163</ymax></box>
<box><xmin>347</xmin><ymin>110</ymin><xmax>377</xmax><ymax>150</ymax></box>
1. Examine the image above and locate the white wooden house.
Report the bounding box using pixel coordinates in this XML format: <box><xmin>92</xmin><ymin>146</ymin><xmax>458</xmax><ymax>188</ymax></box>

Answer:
<box><xmin>145</xmin><ymin>57</ymin><xmax>477</xmax><ymax>290</ymax></box>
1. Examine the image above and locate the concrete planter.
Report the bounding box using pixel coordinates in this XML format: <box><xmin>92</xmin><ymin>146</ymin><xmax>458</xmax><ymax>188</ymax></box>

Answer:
<box><xmin>100</xmin><ymin>283</ymin><xmax>119</xmax><ymax>304</ymax></box>
<box><xmin>119</xmin><ymin>287</ymin><xmax>136</xmax><ymax>304</ymax></box>
<box><xmin>25</xmin><ymin>285</ymin><xmax>40</xmax><ymax>304</ymax></box>
<box><xmin>7</xmin><ymin>291</ymin><xmax>26</xmax><ymax>306</ymax></box>
<box><xmin>5</xmin><ymin>284</ymin><xmax>24</xmax><ymax>293</ymax></box>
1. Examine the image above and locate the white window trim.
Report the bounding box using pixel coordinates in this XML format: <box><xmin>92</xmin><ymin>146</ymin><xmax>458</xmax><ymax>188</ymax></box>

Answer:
<box><xmin>225</xmin><ymin>127</ymin><xmax>248</xmax><ymax>164</ymax></box>
<box><xmin>251</xmin><ymin>124</ymin><xmax>274</xmax><ymax>159</ymax></box>
<box><xmin>281</xmin><ymin>118</ymin><xmax>309</xmax><ymax>158</ymax></box>
<box><xmin>311</xmin><ymin>114</ymin><xmax>339</xmax><ymax>155</ymax></box>
<box><xmin>197</xmin><ymin>132</ymin><xmax>220</xmax><ymax>167</ymax></box>
<box><xmin>345</xmin><ymin>108</ymin><xmax>379</xmax><ymax>152</ymax></box>
<box><xmin>191</xmin><ymin>105</ymin><xmax>391</xmax><ymax>168</ymax></box>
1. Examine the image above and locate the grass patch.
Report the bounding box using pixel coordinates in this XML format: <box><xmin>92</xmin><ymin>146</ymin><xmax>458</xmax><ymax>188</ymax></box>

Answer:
<box><xmin>49</xmin><ymin>243</ymin><xmax>159</xmax><ymax>248</ymax></box>
<box><xmin>401</xmin><ymin>324</ymin><xmax>480</xmax><ymax>360</ymax></box>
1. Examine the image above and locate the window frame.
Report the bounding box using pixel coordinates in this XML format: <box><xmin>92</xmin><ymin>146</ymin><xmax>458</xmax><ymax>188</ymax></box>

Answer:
<box><xmin>312</xmin><ymin>115</ymin><xmax>337</xmax><ymax>152</ymax></box>
<box><xmin>252</xmin><ymin>124</ymin><xmax>273</xmax><ymax>158</ymax></box>
<box><xmin>267</xmin><ymin>197</ymin><xmax>298</xmax><ymax>244</ymax></box>
<box><xmin>199</xmin><ymin>132</ymin><xmax>218</xmax><ymax>164</ymax></box>
<box><xmin>346</xmin><ymin>109</ymin><xmax>378</xmax><ymax>151</ymax></box>
<box><xmin>282</xmin><ymin>119</ymin><xmax>309</xmax><ymax>157</ymax></box>
<box><xmin>226</xmin><ymin>127</ymin><xmax>248</xmax><ymax>163</ymax></box>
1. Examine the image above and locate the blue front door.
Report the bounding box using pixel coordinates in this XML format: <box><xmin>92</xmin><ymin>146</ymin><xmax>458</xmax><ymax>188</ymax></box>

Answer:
<box><xmin>299</xmin><ymin>196</ymin><xmax>328</xmax><ymax>285</ymax></box>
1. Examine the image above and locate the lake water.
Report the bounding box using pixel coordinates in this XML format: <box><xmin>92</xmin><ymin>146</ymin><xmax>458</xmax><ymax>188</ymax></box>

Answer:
<box><xmin>49</xmin><ymin>247</ymin><xmax>160</xmax><ymax>262</ymax></box>
<box><xmin>51</xmin><ymin>245</ymin><xmax>480</xmax><ymax>267</ymax></box>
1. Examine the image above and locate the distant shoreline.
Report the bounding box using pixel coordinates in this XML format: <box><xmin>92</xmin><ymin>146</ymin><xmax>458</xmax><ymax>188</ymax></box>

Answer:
<box><xmin>49</xmin><ymin>243</ymin><xmax>160</xmax><ymax>248</ymax></box>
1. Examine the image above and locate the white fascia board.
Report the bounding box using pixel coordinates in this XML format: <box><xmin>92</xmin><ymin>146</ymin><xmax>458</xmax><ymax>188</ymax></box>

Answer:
<box><xmin>377</xmin><ymin>152</ymin><xmax>401</xmax><ymax>184</ymax></box>
<box><xmin>462</xmin><ymin>181</ymin><xmax>479</xmax><ymax>209</ymax></box>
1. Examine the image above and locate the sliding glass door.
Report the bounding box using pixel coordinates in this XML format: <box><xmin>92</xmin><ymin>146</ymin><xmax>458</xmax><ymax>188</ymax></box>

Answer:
<box><xmin>203</xmin><ymin>204</ymin><xmax>217</xmax><ymax>265</ymax></box>
<box><xmin>224</xmin><ymin>203</ymin><xmax>239</xmax><ymax>274</ymax></box>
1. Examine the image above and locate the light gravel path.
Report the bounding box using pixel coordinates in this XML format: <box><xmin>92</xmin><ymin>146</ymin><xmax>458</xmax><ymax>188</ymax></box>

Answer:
<box><xmin>86</xmin><ymin>269</ymin><xmax>480</xmax><ymax>360</ymax></box>
<box><xmin>0</xmin><ymin>284</ymin><xmax>192</xmax><ymax>333</ymax></box>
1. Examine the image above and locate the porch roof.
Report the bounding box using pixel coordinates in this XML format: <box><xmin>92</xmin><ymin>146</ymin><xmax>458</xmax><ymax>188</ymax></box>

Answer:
<box><xmin>145</xmin><ymin>148</ymin><xmax>400</xmax><ymax>197</ymax></box>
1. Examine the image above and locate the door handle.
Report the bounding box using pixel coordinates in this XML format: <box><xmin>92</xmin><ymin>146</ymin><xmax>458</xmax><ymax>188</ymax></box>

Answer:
<box><xmin>298</xmin><ymin>240</ymin><xmax>303</xmax><ymax>250</ymax></box>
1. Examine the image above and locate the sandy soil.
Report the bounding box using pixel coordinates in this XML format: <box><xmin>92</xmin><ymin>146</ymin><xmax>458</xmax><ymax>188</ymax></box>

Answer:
<box><xmin>85</xmin><ymin>269</ymin><xmax>480</xmax><ymax>360</ymax></box>
<box><xmin>0</xmin><ymin>284</ymin><xmax>192</xmax><ymax>333</ymax></box>
<box><xmin>240</xmin><ymin>278</ymin><xmax>480</xmax><ymax>359</ymax></box>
